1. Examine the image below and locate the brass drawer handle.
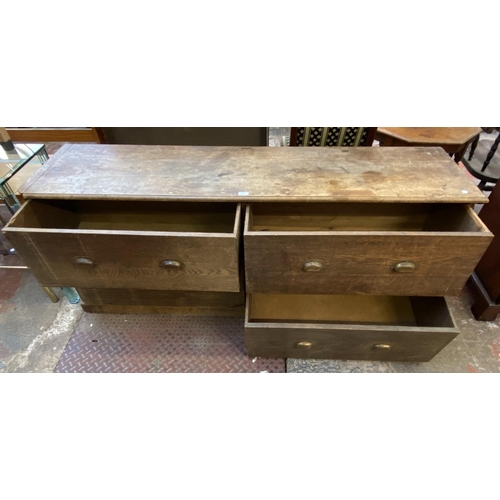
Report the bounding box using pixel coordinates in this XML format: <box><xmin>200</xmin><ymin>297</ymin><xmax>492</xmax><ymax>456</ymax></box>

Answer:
<box><xmin>74</xmin><ymin>257</ymin><xmax>96</xmax><ymax>268</ymax></box>
<box><xmin>391</xmin><ymin>261</ymin><xmax>417</xmax><ymax>273</ymax></box>
<box><xmin>371</xmin><ymin>343</ymin><xmax>392</xmax><ymax>351</ymax></box>
<box><xmin>295</xmin><ymin>341</ymin><xmax>313</xmax><ymax>349</ymax></box>
<box><xmin>160</xmin><ymin>260</ymin><xmax>183</xmax><ymax>270</ymax></box>
<box><xmin>302</xmin><ymin>261</ymin><xmax>323</xmax><ymax>272</ymax></box>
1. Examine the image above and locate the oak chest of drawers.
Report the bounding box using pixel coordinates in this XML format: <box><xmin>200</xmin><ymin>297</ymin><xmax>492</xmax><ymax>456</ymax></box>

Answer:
<box><xmin>3</xmin><ymin>144</ymin><xmax>493</xmax><ymax>362</ymax></box>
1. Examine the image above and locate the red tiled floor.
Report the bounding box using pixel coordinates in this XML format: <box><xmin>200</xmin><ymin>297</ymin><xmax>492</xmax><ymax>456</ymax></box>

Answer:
<box><xmin>55</xmin><ymin>313</ymin><xmax>285</xmax><ymax>373</ymax></box>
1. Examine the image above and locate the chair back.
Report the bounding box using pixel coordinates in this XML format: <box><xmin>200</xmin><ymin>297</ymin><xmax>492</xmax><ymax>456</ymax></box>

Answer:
<box><xmin>290</xmin><ymin>127</ymin><xmax>376</xmax><ymax>147</ymax></box>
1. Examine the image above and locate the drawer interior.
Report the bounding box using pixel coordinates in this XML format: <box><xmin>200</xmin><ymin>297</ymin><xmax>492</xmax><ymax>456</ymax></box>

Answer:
<box><xmin>248</xmin><ymin>203</ymin><xmax>486</xmax><ymax>233</ymax></box>
<box><xmin>247</xmin><ymin>294</ymin><xmax>454</xmax><ymax>328</ymax></box>
<box><xmin>10</xmin><ymin>200</ymin><xmax>239</xmax><ymax>233</ymax></box>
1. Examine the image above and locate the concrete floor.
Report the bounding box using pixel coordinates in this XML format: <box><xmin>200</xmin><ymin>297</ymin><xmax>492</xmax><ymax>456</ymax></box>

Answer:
<box><xmin>1</xmin><ymin>133</ymin><xmax>500</xmax><ymax>373</ymax></box>
<box><xmin>0</xmin><ymin>266</ymin><xmax>82</xmax><ymax>373</ymax></box>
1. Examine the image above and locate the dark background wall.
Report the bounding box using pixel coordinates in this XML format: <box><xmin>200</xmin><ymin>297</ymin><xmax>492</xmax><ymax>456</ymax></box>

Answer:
<box><xmin>102</xmin><ymin>128</ymin><xmax>268</xmax><ymax>146</ymax></box>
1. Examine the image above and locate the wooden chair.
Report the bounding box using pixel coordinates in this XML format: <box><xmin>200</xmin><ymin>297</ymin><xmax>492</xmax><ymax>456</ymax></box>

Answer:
<box><xmin>463</xmin><ymin>128</ymin><xmax>500</xmax><ymax>191</ymax></box>
<box><xmin>289</xmin><ymin>127</ymin><xmax>377</xmax><ymax>147</ymax></box>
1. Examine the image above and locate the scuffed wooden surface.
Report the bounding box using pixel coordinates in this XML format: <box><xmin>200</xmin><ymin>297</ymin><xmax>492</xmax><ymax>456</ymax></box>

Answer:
<box><xmin>377</xmin><ymin>127</ymin><xmax>481</xmax><ymax>145</ymax></box>
<box><xmin>21</xmin><ymin>144</ymin><xmax>487</xmax><ymax>204</ymax></box>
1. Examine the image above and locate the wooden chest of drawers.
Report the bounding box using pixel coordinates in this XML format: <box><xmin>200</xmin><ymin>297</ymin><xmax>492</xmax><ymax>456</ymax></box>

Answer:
<box><xmin>3</xmin><ymin>144</ymin><xmax>492</xmax><ymax>362</ymax></box>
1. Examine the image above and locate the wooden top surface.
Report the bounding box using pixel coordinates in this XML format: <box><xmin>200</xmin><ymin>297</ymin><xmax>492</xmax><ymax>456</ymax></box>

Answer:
<box><xmin>377</xmin><ymin>127</ymin><xmax>482</xmax><ymax>146</ymax></box>
<box><xmin>21</xmin><ymin>144</ymin><xmax>488</xmax><ymax>204</ymax></box>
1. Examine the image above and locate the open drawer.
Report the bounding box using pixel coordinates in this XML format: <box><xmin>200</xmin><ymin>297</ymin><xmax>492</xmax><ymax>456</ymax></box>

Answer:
<box><xmin>245</xmin><ymin>293</ymin><xmax>459</xmax><ymax>362</ymax></box>
<box><xmin>244</xmin><ymin>203</ymin><xmax>493</xmax><ymax>296</ymax></box>
<box><xmin>3</xmin><ymin>200</ymin><xmax>241</xmax><ymax>292</ymax></box>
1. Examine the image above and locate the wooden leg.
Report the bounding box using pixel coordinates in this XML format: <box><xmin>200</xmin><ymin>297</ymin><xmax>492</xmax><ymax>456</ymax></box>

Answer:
<box><xmin>454</xmin><ymin>144</ymin><xmax>467</xmax><ymax>163</ymax></box>
<box><xmin>0</xmin><ymin>127</ymin><xmax>15</xmax><ymax>152</ymax></box>
<box><xmin>468</xmin><ymin>273</ymin><xmax>500</xmax><ymax>321</ymax></box>
<box><xmin>468</xmin><ymin>134</ymin><xmax>480</xmax><ymax>160</ymax></box>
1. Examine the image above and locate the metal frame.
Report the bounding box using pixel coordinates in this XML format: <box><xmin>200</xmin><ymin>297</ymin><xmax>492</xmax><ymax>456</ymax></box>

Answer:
<box><xmin>0</xmin><ymin>144</ymin><xmax>80</xmax><ymax>303</ymax></box>
<box><xmin>0</xmin><ymin>144</ymin><xmax>48</xmax><ymax>214</ymax></box>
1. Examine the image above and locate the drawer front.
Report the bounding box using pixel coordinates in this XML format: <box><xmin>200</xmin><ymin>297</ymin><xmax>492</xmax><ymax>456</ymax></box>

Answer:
<box><xmin>245</xmin><ymin>294</ymin><xmax>459</xmax><ymax>362</ymax></box>
<box><xmin>245</xmin><ymin>233</ymin><xmax>491</xmax><ymax>296</ymax></box>
<box><xmin>245</xmin><ymin>324</ymin><xmax>458</xmax><ymax>362</ymax></box>
<box><xmin>6</xmin><ymin>231</ymin><xmax>240</xmax><ymax>292</ymax></box>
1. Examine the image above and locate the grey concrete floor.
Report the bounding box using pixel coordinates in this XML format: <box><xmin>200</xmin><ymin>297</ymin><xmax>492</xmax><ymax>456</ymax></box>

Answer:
<box><xmin>1</xmin><ymin>132</ymin><xmax>500</xmax><ymax>373</ymax></box>
<box><xmin>0</xmin><ymin>268</ymin><xmax>82</xmax><ymax>373</ymax></box>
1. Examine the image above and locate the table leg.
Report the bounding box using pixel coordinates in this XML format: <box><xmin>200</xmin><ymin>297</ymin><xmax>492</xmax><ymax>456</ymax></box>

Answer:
<box><xmin>453</xmin><ymin>144</ymin><xmax>468</xmax><ymax>163</ymax></box>
<box><xmin>37</xmin><ymin>146</ymin><xmax>49</xmax><ymax>164</ymax></box>
<box><xmin>42</xmin><ymin>287</ymin><xmax>60</xmax><ymax>303</ymax></box>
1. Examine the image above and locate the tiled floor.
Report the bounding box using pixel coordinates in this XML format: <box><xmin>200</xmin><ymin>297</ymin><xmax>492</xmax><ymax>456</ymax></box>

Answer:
<box><xmin>2</xmin><ymin>132</ymin><xmax>500</xmax><ymax>373</ymax></box>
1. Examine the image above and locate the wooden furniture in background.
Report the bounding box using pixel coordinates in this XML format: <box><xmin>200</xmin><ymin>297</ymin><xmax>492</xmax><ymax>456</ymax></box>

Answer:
<box><xmin>469</xmin><ymin>179</ymin><xmax>500</xmax><ymax>320</ymax></box>
<box><xmin>290</xmin><ymin>127</ymin><xmax>376</xmax><ymax>147</ymax></box>
<box><xmin>2</xmin><ymin>144</ymin><xmax>492</xmax><ymax>362</ymax></box>
<box><xmin>6</xmin><ymin>128</ymin><xmax>102</xmax><ymax>143</ymax></box>
<box><xmin>376</xmin><ymin>127</ymin><xmax>481</xmax><ymax>163</ymax></box>
<box><xmin>0</xmin><ymin>128</ymin><xmax>15</xmax><ymax>151</ymax></box>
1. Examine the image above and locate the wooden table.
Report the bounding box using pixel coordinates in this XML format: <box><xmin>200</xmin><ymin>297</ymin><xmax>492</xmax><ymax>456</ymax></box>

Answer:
<box><xmin>376</xmin><ymin>127</ymin><xmax>482</xmax><ymax>163</ymax></box>
<box><xmin>2</xmin><ymin>144</ymin><xmax>492</xmax><ymax>362</ymax></box>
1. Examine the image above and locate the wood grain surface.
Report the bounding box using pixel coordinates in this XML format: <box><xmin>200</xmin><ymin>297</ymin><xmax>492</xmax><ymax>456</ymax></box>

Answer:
<box><xmin>79</xmin><ymin>288</ymin><xmax>244</xmax><ymax>307</ymax></box>
<box><xmin>245</xmin><ymin>295</ymin><xmax>458</xmax><ymax>361</ymax></box>
<box><xmin>244</xmin><ymin>324</ymin><xmax>458</xmax><ymax>362</ymax></box>
<box><xmin>249</xmin><ymin>294</ymin><xmax>418</xmax><ymax>325</ymax></box>
<box><xmin>81</xmin><ymin>304</ymin><xmax>245</xmax><ymax>316</ymax></box>
<box><xmin>79</xmin><ymin>288</ymin><xmax>245</xmax><ymax>316</ymax></box>
<box><xmin>376</xmin><ymin>127</ymin><xmax>481</xmax><ymax>146</ymax></box>
<box><xmin>4</xmin><ymin>201</ymin><xmax>241</xmax><ymax>292</ymax></box>
<box><xmin>20</xmin><ymin>144</ymin><xmax>487</xmax><ymax>204</ymax></box>
<box><xmin>244</xmin><ymin>205</ymin><xmax>492</xmax><ymax>296</ymax></box>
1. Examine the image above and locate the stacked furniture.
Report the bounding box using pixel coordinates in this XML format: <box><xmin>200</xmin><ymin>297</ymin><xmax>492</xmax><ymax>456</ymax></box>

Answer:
<box><xmin>2</xmin><ymin>144</ymin><xmax>492</xmax><ymax>362</ymax></box>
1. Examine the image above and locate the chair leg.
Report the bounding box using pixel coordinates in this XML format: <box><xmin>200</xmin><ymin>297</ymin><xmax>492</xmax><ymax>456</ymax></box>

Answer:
<box><xmin>469</xmin><ymin>134</ymin><xmax>480</xmax><ymax>160</ymax></box>
<box><xmin>481</xmin><ymin>130</ymin><xmax>500</xmax><ymax>172</ymax></box>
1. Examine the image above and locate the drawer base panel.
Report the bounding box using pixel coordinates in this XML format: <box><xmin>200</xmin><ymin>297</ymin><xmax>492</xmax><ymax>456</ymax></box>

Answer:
<box><xmin>79</xmin><ymin>288</ymin><xmax>245</xmax><ymax>316</ymax></box>
<box><xmin>82</xmin><ymin>304</ymin><xmax>244</xmax><ymax>316</ymax></box>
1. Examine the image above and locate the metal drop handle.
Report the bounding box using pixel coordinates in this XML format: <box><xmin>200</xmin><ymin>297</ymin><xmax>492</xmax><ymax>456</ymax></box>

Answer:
<box><xmin>371</xmin><ymin>343</ymin><xmax>392</xmax><ymax>351</ymax></box>
<box><xmin>295</xmin><ymin>341</ymin><xmax>313</xmax><ymax>349</ymax></box>
<box><xmin>391</xmin><ymin>261</ymin><xmax>417</xmax><ymax>273</ymax></box>
<box><xmin>160</xmin><ymin>260</ymin><xmax>183</xmax><ymax>270</ymax></box>
<box><xmin>302</xmin><ymin>261</ymin><xmax>324</xmax><ymax>272</ymax></box>
<box><xmin>74</xmin><ymin>257</ymin><xmax>96</xmax><ymax>268</ymax></box>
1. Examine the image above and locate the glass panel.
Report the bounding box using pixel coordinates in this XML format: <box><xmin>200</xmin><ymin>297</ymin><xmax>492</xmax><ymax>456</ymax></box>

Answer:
<box><xmin>0</xmin><ymin>143</ymin><xmax>44</xmax><ymax>184</ymax></box>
